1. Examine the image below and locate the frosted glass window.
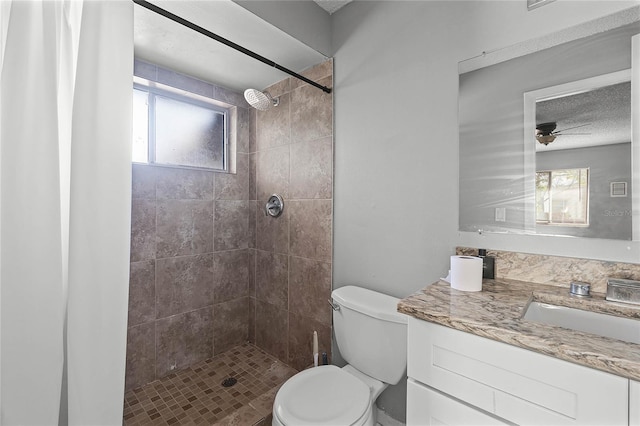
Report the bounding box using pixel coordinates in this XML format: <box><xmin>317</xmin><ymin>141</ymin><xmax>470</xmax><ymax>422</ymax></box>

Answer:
<box><xmin>132</xmin><ymin>89</ymin><xmax>149</xmax><ymax>163</ymax></box>
<box><xmin>132</xmin><ymin>83</ymin><xmax>228</xmax><ymax>171</ymax></box>
<box><xmin>155</xmin><ymin>95</ymin><xmax>225</xmax><ymax>169</ymax></box>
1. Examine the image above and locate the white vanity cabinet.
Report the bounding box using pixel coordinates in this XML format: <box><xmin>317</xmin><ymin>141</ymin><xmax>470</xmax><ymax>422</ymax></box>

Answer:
<box><xmin>631</xmin><ymin>380</ymin><xmax>640</xmax><ymax>426</ymax></box>
<box><xmin>408</xmin><ymin>378</ymin><xmax>509</xmax><ymax>425</ymax></box>
<box><xmin>407</xmin><ymin>317</ymin><xmax>630</xmax><ymax>425</ymax></box>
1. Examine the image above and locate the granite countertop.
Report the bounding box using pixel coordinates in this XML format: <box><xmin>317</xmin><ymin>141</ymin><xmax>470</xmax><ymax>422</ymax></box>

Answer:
<box><xmin>398</xmin><ymin>278</ymin><xmax>640</xmax><ymax>381</ymax></box>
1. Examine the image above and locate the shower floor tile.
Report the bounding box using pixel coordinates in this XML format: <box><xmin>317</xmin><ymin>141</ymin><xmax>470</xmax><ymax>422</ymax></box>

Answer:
<box><xmin>123</xmin><ymin>343</ymin><xmax>297</xmax><ymax>426</ymax></box>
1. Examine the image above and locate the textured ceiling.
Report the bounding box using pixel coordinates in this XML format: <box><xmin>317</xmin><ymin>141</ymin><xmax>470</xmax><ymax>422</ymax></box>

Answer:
<box><xmin>536</xmin><ymin>81</ymin><xmax>631</xmax><ymax>152</ymax></box>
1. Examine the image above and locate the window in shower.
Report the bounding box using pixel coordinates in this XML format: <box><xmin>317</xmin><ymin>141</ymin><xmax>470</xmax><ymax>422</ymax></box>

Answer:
<box><xmin>133</xmin><ymin>82</ymin><xmax>229</xmax><ymax>171</ymax></box>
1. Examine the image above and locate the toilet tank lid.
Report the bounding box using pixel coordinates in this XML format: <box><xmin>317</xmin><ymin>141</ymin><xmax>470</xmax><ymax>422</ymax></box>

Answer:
<box><xmin>332</xmin><ymin>286</ymin><xmax>408</xmax><ymax>324</ymax></box>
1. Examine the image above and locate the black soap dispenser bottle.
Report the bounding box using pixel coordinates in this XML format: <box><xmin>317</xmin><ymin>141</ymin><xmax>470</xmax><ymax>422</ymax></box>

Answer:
<box><xmin>478</xmin><ymin>249</ymin><xmax>495</xmax><ymax>279</ymax></box>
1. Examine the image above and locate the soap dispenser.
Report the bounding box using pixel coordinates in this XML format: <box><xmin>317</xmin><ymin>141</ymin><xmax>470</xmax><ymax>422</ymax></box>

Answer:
<box><xmin>478</xmin><ymin>249</ymin><xmax>495</xmax><ymax>279</ymax></box>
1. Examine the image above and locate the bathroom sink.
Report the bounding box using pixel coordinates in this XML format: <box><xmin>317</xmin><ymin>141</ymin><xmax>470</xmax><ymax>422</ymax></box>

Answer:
<box><xmin>523</xmin><ymin>301</ymin><xmax>640</xmax><ymax>344</ymax></box>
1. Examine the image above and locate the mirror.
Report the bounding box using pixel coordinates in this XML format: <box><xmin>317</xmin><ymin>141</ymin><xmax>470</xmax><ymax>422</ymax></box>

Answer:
<box><xmin>523</xmin><ymin>70</ymin><xmax>632</xmax><ymax>240</ymax></box>
<box><xmin>459</xmin><ymin>18</ymin><xmax>640</xmax><ymax>242</ymax></box>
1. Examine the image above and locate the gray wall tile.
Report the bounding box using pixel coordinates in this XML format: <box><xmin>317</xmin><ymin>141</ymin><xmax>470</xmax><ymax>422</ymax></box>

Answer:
<box><xmin>249</xmin><ymin>153</ymin><xmax>257</xmax><ymax>201</ymax></box>
<box><xmin>130</xmin><ymin>199</ymin><xmax>156</xmax><ymax>262</ymax></box>
<box><xmin>291</xmin><ymin>76</ymin><xmax>333</xmax><ymax>144</ymax></box>
<box><xmin>237</xmin><ymin>107</ymin><xmax>250</xmax><ymax>154</ymax></box>
<box><xmin>214</xmin><ymin>85</ymin><xmax>246</xmax><ymax>107</ymax></box>
<box><xmin>251</xmin><ymin>60</ymin><xmax>333</xmax><ymax>365</ymax></box>
<box><xmin>213</xmin><ymin>297</ymin><xmax>250</xmax><ymax>355</ymax></box>
<box><xmin>288</xmin><ymin>312</ymin><xmax>331</xmax><ymax>371</ymax></box>
<box><xmin>264</xmin><ymin>78</ymin><xmax>290</xmax><ymax>99</ymax></box>
<box><xmin>256</xmin><ymin>208</ymin><xmax>289</xmax><ymax>254</ymax></box>
<box><xmin>127</xmin><ymin>58</ymin><xmax>332</xmax><ymax>387</ymax></box>
<box><xmin>127</xmin><ymin>61</ymin><xmax>255</xmax><ymax>390</ymax></box>
<box><xmin>289</xmin><ymin>200</ymin><xmax>332</xmax><ymax>261</ymax></box>
<box><xmin>248</xmin><ymin>201</ymin><xmax>257</xmax><ymax>250</ymax></box>
<box><xmin>132</xmin><ymin>164</ymin><xmax>156</xmax><ymax>200</ymax></box>
<box><xmin>156</xmin><ymin>254</ymin><xmax>214</xmax><ymax>319</ymax></box>
<box><xmin>216</xmin><ymin>153</ymin><xmax>249</xmax><ymax>200</ymax></box>
<box><xmin>155</xmin><ymin>308</ymin><xmax>213</xmax><ymax>377</ymax></box>
<box><xmin>213</xmin><ymin>250</ymin><xmax>249</xmax><ymax>303</ymax></box>
<box><xmin>290</xmin><ymin>136</ymin><xmax>333</xmax><ymax>199</ymax></box>
<box><xmin>156</xmin><ymin>199</ymin><xmax>214</xmax><ymax>258</ymax></box>
<box><xmin>255</xmin><ymin>301</ymin><xmax>288</xmax><ymax>362</ymax></box>
<box><xmin>256</xmin><ymin>93</ymin><xmax>291</xmax><ymax>151</ymax></box>
<box><xmin>214</xmin><ymin>200</ymin><xmax>249</xmax><ymax>251</ymax></box>
<box><xmin>256</xmin><ymin>146</ymin><xmax>290</xmax><ymax>201</ymax></box>
<box><xmin>249</xmin><ymin>108</ymin><xmax>257</xmax><ymax>154</ymax></box>
<box><xmin>125</xmin><ymin>322</ymin><xmax>156</xmax><ymax>391</ymax></box>
<box><xmin>128</xmin><ymin>260</ymin><xmax>156</xmax><ymax>327</ymax></box>
<box><xmin>248</xmin><ymin>249</ymin><xmax>256</xmax><ymax>297</ymax></box>
<box><xmin>289</xmin><ymin>256</ymin><xmax>331</xmax><ymax>325</ymax></box>
<box><xmin>255</xmin><ymin>251</ymin><xmax>288</xmax><ymax>310</ymax></box>
<box><xmin>156</xmin><ymin>167</ymin><xmax>214</xmax><ymax>200</ymax></box>
<box><xmin>248</xmin><ymin>297</ymin><xmax>256</xmax><ymax>344</ymax></box>
<box><xmin>290</xmin><ymin>59</ymin><xmax>333</xmax><ymax>91</ymax></box>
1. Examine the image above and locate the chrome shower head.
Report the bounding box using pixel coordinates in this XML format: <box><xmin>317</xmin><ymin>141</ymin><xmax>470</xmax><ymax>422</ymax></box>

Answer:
<box><xmin>244</xmin><ymin>89</ymin><xmax>279</xmax><ymax>111</ymax></box>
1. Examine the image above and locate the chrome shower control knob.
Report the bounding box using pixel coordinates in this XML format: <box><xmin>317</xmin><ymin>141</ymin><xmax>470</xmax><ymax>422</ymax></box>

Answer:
<box><xmin>569</xmin><ymin>281</ymin><xmax>591</xmax><ymax>297</ymax></box>
<box><xmin>265</xmin><ymin>194</ymin><xmax>284</xmax><ymax>218</ymax></box>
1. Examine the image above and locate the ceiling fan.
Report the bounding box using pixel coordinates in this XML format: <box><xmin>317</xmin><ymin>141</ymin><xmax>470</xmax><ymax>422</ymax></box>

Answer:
<box><xmin>535</xmin><ymin>122</ymin><xmax>591</xmax><ymax>145</ymax></box>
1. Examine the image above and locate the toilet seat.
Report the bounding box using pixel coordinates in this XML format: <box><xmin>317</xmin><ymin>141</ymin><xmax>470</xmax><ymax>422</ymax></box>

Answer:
<box><xmin>273</xmin><ymin>365</ymin><xmax>371</xmax><ymax>425</ymax></box>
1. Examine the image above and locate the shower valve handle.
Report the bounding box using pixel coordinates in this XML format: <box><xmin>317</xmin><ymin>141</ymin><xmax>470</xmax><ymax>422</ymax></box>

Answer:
<box><xmin>265</xmin><ymin>194</ymin><xmax>284</xmax><ymax>218</ymax></box>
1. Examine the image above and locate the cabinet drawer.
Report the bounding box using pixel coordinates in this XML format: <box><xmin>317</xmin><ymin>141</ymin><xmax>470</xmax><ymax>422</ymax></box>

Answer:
<box><xmin>631</xmin><ymin>380</ymin><xmax>640</xmax><ymax>426</ymax></box>
<box><xmin>408</xmin><ymin>378</ymin><xmax>508</xmax><ymax>426</ymax></box>
<box><xmin>408</xmin><ymin>317</ymin><xmax>628</xmax><ymax>425</ymax></box>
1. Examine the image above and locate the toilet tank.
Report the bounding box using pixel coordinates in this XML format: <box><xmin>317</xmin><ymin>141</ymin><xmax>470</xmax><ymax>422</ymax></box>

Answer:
<box><xmin>331</xmin><ymin>286</ymin><xmax>408</xmax><ymax>385</ymax></box>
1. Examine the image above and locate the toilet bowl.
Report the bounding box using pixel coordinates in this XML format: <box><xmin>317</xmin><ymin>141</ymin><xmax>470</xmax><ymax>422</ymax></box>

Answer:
<box><xmin>272</xmin><ymin>365</ymin><xmax>375</xmax><ymax>426</ymax></box>
<box><xmin>272</xmin><ymin>286</ymin><xmax>408</xmax><ymax>426</ymax></box>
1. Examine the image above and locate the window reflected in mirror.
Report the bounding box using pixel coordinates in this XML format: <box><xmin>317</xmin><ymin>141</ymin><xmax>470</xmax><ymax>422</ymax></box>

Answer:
<box><xmin>536</xmin><ymin>168</ymin><xmax>589</xmax><ymax>226</ymax></box>
<box><xmin>458</xmin><ymin>17</ymin><xmax>639</xmax><ymax>242</ymax></box>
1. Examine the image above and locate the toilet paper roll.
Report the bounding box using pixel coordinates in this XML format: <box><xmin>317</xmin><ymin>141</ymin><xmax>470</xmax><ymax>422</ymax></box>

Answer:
<box><xmin>450</xmin><ymin>255</ymin><xmax>483</xmax><ymax>292</ymax></box>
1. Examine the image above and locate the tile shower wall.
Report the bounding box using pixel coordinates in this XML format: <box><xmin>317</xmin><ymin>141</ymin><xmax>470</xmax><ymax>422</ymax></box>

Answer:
<box><xmin>126</xmin><ymin>58</ymin><xmax>334</xmax><ymax>390</ymax></box>
<box><xmin>126</xmin><ymin>60</ymin><xmax>252</xmax><ymax>391</ymax></box>
<box><xmin>250</xmin><ymin>60</ymin><xmax>334</xmax><ymax>371</ymax></box>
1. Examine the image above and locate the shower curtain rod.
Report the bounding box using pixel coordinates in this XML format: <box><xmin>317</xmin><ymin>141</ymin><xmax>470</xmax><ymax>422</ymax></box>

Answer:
<box><xmin>132</xmin><ymin>0</ymin><xmax>332</xmax><ymax>94</ymax></box>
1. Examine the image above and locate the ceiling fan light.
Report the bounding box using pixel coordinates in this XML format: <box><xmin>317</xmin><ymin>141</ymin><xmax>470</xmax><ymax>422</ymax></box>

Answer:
<box><xmin>536</xmin><ymin>134</ymin><xmax>557</xmax><ymax>145</ymax></box>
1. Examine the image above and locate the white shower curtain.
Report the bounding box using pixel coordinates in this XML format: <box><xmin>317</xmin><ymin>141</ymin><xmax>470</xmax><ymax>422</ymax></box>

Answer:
<box><xmin>1</xmin><ymin>1</ymin><xmax>133</xmax><ymax>424</ymax></box>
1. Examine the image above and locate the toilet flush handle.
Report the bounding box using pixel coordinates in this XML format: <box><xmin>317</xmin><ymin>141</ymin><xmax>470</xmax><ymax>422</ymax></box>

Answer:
<box><xmin>328</xmin><ymin>299</ymin><xmax>340</xmax><ymax>311</ymax></box>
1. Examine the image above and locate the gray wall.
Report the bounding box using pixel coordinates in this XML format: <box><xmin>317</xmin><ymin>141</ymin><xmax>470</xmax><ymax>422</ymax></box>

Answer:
<box><xmin>231</xmin><ymin>0</ymin><xmax>639</xmax><ymax>422</ymax></box>
<box><xmin>235</xmin><ymin>0</ymin><xmax>332</xmax><ymax>56</ymax></box>
<box><xmin>331</xmin><ymin>0</ymin><xmax>636</xmax><ymax>301</ymax></box>
<box><xmin>331</xmin><ymin>1</ymin><xmax>637</xmax><ymax>422</ymax></box>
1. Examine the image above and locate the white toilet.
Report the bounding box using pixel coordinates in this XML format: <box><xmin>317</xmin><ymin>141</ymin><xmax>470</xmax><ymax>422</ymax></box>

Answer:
<box><xmin>272</xmin><ymin>285</ymin><xmax>408</xmax><ymax>426</ymax></box>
